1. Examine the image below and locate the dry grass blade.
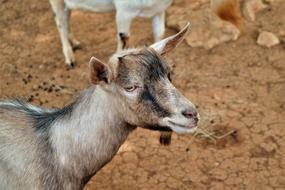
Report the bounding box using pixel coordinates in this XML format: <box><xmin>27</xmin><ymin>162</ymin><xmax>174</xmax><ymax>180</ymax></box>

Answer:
<box><xmin>190</xmin><ymin>126</ymin><xmax>237</xmax><ymax>144</ymax></box>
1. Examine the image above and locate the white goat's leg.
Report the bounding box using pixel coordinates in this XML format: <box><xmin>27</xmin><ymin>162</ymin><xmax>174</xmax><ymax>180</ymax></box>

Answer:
<box><xmin>115</xmin><ymin>11</ymin><xmax>134</xmax><ymax>51</ymax></box>
<box><xmin>152</xmin><ymin>11</ymin><xmax>166</xmax><ymax>42</ymax></box>
<box><xmin>65</xmin><ymin>9</ymin><xmax>81</xmax><ymax>50</ymax></box>
<box><xmin>49</xmin><ymin>0</ymin><xmax>75</xmax><ymax>66</ymax></box>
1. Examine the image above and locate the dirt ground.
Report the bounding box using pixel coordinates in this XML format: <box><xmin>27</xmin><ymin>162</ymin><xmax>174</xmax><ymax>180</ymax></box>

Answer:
<box><xmin>0</xmin><ymin>0</ymin><xmax>285</xmax><ymax>189</ymax></box>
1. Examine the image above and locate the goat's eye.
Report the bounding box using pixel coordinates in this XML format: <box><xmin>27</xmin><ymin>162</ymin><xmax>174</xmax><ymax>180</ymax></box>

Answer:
<box><xmin>124</xmin><ymin>86</ymin><xmax>137</xmax><ymax>92</ymax></box>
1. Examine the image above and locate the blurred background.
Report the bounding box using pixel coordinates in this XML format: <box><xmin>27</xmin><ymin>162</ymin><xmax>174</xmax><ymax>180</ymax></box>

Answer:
<box><xmin>0</xmin><ymin>0</ymin><xmax>284</xmax><ymax>189</ymax></box>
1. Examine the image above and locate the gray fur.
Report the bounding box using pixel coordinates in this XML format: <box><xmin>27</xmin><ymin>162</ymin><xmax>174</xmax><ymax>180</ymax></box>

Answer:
<box><xmin>0</xmin><ymin>87</ymin><xmax>135</xmax><ymax>189</ymax></box>
<box><xmin>0</xmin><ymin>24</ymin><xmax>198</xmax><ymax>190</ymax></box>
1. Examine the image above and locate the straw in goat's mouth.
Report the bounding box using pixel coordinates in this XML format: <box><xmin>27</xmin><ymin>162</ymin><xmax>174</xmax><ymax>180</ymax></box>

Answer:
<box><xmin>191</xmin><ymin>126</ymin><xmax>237</xmax><ymax>144</ymax></box>
<box><xmin>153</xmin><ymin>119</ymin><xmax>236</xmax><ymax>145</ymax></box>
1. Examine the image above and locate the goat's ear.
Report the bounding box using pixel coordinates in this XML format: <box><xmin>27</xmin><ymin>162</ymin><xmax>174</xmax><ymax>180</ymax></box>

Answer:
<box><xmin>89</xmin><ymin>57</ymin><xmax>109</xmax><ymax>84</ymax></box>
<box><xmin>150</xmin><ymin>22</ymin><xmax>191</xmax><ymax>55</ymax></box>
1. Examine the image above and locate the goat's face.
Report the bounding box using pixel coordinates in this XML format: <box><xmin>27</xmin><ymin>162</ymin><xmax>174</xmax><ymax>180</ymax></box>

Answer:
<box><xmin>89</xmin><ymin>23</ymin><xmax>199</xmax><ymax>134</ymax></box>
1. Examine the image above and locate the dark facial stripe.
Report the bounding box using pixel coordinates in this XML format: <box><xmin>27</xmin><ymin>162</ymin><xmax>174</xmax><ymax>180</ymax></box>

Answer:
<box><xmin>140</xmin><ymin>86</ymin><xmax>170</xmax><ymax>118</ymax></box>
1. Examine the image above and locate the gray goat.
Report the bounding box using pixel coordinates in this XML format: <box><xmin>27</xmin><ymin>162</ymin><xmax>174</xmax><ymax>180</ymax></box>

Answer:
<box><xmin>0</xmin><ymin>23</ymin><xmax>199</xmax><ymax>190</ymax></box>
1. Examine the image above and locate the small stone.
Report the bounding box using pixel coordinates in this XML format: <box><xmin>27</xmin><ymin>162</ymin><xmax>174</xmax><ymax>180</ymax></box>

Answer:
<box><xmin>243</xmin><ymin>0</ymin><xmax>267</xmax><ymax>21</ymax></box>
<box><xmin>214</xmin><ymin>162</ymin><xmax>220</xmax><ymax>166</ymax></box>
<box><xmin>257</xmin><ymin>31</ymin><xmax>280</xmax><ymax>48</ymax></box>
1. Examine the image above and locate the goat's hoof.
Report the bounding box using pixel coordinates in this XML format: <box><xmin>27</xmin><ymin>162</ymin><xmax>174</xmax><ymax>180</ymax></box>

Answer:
<box><xmin>66</xmin><ymin>61</ymin><xmax>77</xmax><ymax>69</ymax></box>
<box><xmin>69</xmin><ymin>61</ymin><xmax>77</xmax><ymax>68</ymax></box>
<box><xmin>72</xmin><ymin>43</ymin><xmax>81</xmax><ymax>51</ymax></box>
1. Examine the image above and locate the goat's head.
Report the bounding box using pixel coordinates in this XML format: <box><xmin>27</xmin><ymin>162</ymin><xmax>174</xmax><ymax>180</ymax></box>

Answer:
<box><xmin>89</xmin><ymin>23</ymin><xmax>199</xmax><ymax>134</ymax></box>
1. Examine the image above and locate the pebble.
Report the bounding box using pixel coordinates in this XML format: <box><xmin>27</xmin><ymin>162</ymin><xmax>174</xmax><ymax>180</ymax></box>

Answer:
<box><xmin>243</xmin><ymin>0</ymin><xmax>267</xmax><ymax>21</ymax></box>
<box><xmin>257</xmin><ymin>31</ymin><xmax>280</xmax><ymax>48</ymax></box>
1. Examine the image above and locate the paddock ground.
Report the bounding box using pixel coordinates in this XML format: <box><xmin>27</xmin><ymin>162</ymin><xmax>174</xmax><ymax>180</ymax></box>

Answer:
<box><xmin>0</xmin><ymin>0</ymin><xmax>285</xmax><ymax>189</ymax></box>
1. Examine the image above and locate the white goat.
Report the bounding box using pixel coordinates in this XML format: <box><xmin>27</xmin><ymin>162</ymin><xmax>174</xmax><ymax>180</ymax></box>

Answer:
<box><xmin>49</xmin><ymin>0</ymin><xmax>173</xmax><ymax>66</ymax></box>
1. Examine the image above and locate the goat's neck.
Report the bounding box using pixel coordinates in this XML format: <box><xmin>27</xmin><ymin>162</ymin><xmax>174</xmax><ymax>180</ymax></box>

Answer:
<box><xmin>50</xmin><ymin>86</ymin><xmax>134</xmax><ymax>186</ymax></box>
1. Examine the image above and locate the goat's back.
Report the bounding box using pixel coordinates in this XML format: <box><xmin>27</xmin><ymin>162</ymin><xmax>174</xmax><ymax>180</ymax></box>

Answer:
<box><xmin>0</xmin><ymin>102</ymin><xmax>42</xmax><ymax>190</ymax></box>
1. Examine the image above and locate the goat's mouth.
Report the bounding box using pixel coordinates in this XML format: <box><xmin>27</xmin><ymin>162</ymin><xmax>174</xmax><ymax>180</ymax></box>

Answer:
<box><xmin>141</xmin><ymin>120</ymin><xmax>198</xmax><ymax>133</ymax></box>
<box><xmin>167</xmin><ymin>120</ymin><xmax>198</xmax><ymax>134</ymax></box>
<box><xmin>168</xmin><ymin>120</ymin><xmax>197</xmax><ymax>129</ymax></box>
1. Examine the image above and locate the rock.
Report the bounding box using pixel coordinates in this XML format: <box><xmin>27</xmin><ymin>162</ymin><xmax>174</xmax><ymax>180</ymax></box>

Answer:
<box><xmin>186</xmin><ymin>9</ymin><xmax>240</xmax><ymax>49</ymax></box>
<box><xmin>257</xmin><ymin>31</ymin><xmax>280</xmax><ymax>48</ymax></box>
<box><xmin>243</xmin><ymin>0</ymin><xmax>267</xmax><ymax>21</ymax></box>
<box><xmin>167</xmin><ymin>6</ymin><xmax>240</xmax><ymax>49</ymax></box>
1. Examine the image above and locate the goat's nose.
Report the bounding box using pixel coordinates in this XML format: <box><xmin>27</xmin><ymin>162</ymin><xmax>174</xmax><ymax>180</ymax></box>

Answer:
<box><xmin>182</xmin><ymin>109</ymin><xmax>197</xmax><ymax>119</ymax></box>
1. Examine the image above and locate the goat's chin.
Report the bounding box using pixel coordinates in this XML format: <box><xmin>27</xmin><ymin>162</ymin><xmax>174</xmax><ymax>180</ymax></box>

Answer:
<box><xmin>158</xmin><ymin>118</ymin><xmax>198</xmax><ymax>134</ymax></box>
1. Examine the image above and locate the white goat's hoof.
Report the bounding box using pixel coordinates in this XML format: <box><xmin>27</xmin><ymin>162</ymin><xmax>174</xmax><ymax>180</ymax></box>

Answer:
<box><xmin>72</xmin><ymin>42</ymin><xmax>81</xmax><ymax>51</ymax></box>
<box><xmin>65</xmin><ymin>60</ymin><xmax>77</xmax><ymax>68</ymax></box>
